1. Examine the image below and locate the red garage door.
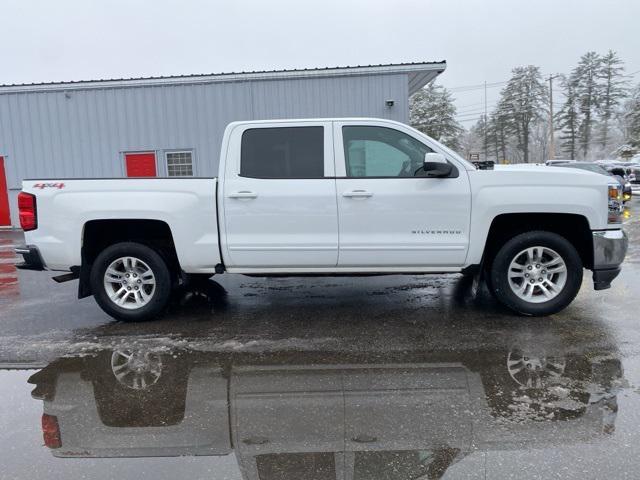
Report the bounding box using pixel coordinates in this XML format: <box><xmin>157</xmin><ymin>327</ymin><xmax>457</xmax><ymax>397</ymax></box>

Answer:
<box><xmin>0</xmin><ymin>157</ymin><xmax>11</xmax><ymax>227</ymax></box>
<box><xmin>125</xmin><ymin>152</ymin><xmax>157</xmax><ymax>177</ymax></box>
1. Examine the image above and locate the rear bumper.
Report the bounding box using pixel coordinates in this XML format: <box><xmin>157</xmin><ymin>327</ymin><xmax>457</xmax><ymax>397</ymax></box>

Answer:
<box><xmin>15</xmin><ymin>245</ymin><xmax>46</xmax><ymax>271</ymax></box>
<box><xmin>591</xmin><ymin>230</ymin><xmax>627</xmax><ymax>290</ymax></box>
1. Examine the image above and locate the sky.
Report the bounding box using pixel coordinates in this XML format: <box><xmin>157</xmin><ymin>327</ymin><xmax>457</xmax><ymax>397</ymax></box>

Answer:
<box><xmin>2</xmin><ymin>0</ymin><xmax>639</xmax><ymax>127</ymax></box>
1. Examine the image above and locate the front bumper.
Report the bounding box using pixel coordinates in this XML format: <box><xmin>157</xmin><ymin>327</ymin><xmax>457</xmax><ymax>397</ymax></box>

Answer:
<box><xmin>15</xmin><ymin>245</ymin><xmax>46</xmax><ymax>271</ymax></box>
<box><xmin>591</xmin><ymin>230</ymin><xmax>628</xmax><ymax>290</ymax></box>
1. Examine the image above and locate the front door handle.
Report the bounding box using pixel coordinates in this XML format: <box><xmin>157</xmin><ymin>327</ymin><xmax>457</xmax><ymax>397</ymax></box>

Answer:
<box><xmin>342</xmin><ymin>190</ymin><xmax>373</xmax><ymax>198</ymax></box>
<box><xmin>228</xmin><ymin>191</ymin><xmax>258</xmax><ymax>199</ymax></box>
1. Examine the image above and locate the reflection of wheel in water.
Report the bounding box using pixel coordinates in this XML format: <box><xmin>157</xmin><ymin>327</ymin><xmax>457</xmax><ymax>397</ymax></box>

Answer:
<box><xmin>110</xmin><ymin>349</ymin><xmax>163</xmax><ymax>390</ymax></box>
<box><xmin>507</xmin><ymin>348</ymin><xmax>566</xmax><ymax>388</ymax></box>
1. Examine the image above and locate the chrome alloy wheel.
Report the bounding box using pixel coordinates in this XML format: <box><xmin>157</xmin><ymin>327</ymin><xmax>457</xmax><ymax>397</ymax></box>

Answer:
<box><xmin>111</xmin><ymin>349</ymin><xmax>162</xmax><ymax>390</ymax></box>
<box><xmin>507</xmin><ymin>348</ymin><xmax>566</xmax><ymax>388</ymax></box>
<box><xmin>507</xmin><ymin>246</ymin><xmax>568</xmax><ymax>303</ymax></box>
<box><xmin>103</xmin><ymin>256</ymin><xmax>156</xmax><ymax>309</ymax></box>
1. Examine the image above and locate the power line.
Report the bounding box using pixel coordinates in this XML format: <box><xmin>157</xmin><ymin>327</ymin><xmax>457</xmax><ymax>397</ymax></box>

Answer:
<box><xmin>448</xmin><ymin>81</ymin><xmax>508</xmax><ymax>92</ymax></box>
<box><xmin>455</xmin><ymin>112</ymin><xmax>485</xmax><ymax>120</ymax></box>
<box><xmin>455</xmin><ymin>101</ymin><xmax>488</xmax><ymax>111</ymax></box>
<box><xmin>446</xmin><ymin>71</ymin><xmax>558</xmax><ymax>95</ymax></box>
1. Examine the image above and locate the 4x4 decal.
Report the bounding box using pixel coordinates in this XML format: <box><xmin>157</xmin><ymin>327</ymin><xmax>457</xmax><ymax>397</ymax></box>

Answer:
<box><xmin>33</xmin><ymin>183</ymin><xmax>65</xmax><ymax>189</ymax></box>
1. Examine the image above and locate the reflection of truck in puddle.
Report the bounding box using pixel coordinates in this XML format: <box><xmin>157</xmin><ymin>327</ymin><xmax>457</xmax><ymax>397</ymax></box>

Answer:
<box><xmin>28</xmin><ymin>347</ymin><xmax>622</xmax><ymax>479</ymax></box>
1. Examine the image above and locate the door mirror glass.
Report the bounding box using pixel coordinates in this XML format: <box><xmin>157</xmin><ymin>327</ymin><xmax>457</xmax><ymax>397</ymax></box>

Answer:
<box><xmin>423</xmin><ymin>153</ymin><xmax>453</xmax><ymax>177</ymax></box>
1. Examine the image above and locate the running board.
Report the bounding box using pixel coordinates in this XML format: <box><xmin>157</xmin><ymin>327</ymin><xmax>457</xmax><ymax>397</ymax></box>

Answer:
<box><xmin>52</xmin><ymin>271</ymin><xmax>79</xmax><ymax>283</ymax></box>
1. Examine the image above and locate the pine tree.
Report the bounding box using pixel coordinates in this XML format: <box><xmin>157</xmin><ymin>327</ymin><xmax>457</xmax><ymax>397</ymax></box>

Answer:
<box><xmin>597</xmin><ymin>50</ymin><xmax>627</xmax><ymax>149</ymax></box>
<box><xmin>573</xmin><ymin>52</ymin><xmax>602</xmax><ymax>158</ymax></box>
<box><xmin>410</xmin><ymin>83</ymin><xmax>463</xmax><ymax>150</ymax></box>
<box><xmin>486</xmin><ymin>114</ymin><xmax>499</xmax><ymax>162</ymax></box>
<box><xmin>472</xmin><ymin>116</ymin><xmax>488</xmax><ymax>160</ymax></box>
<box><xmin>493</xmin><ymin>99</ymin><xmax>513</xmax><ymax>162</ymax></box>
<box><xmin>625</xmin><ymin>84</ymin><xmax>640</xmax><ymax>148</ymax></box>
<box><xmin>557</xmin><ymin>76</ymin><xmax>579</xmax><ymax>159</ymax></box>
<box><xmin>499</xmin><ymin>66</ymin><xmax>548</xmax><ymax>163</ymax></box>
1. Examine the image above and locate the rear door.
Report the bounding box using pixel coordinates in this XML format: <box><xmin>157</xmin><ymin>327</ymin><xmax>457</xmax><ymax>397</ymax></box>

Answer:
<box><xmin>334</xmin><ymin>121</ymin><xmax>471</xmax><ymax>267</ymax></box>
<box><xmin>221</xmin><ymin>122</ymin><xmax>338</xmax><ymax>269</ymax></box>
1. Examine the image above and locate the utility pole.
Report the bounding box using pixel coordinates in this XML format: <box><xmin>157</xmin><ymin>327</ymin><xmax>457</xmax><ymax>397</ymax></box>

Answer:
<box><xmin>548</xmin><ymin>74</ymin><xmax>559</xmax><ymax>160</ymax></box>
<box><xmin>483</xmin><ymin>80</ymin><xmax>488</xmax><ymax>160</ymax></box>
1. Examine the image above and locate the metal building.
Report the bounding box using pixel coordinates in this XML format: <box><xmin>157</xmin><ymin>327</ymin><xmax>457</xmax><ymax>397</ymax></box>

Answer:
<box><xmin>0</xmin><ymin>61</ymin><xmax>445</xmax><ymax>228</ymax></box>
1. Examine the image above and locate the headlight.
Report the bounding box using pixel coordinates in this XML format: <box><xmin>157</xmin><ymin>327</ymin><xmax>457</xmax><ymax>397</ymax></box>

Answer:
<box><xmin>608</xmin><ymin>184</ymin><xmax>623</xmax><ymax>224</ymax></box>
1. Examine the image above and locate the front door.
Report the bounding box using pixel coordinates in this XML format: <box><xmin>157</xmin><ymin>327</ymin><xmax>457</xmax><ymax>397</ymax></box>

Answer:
<box><xmin>221</xmin><ymin>122</ymin><xmax>338</xmax><ymax>269</ymax></box>
<box><xmin>0</xmin><ymin>157</ymin><xmax>11</xmax><ymax>227</ymax></box>
<box><xmin>334</xmin><ymin>122</ymin><xmax>471</xmax><ymax>267</ymax></box>
<box><xmin>125</xmin><ymin>152</ymin><xmax>157</xmax><ymax>177</ymax></box>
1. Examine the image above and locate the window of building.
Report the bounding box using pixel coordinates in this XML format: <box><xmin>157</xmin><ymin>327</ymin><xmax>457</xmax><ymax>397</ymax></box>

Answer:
<box><xmin>342</xmin><ymin>126</ymin><xmax>433</xmax><ymax>178</ymax></box>
<box><xmin>166</xmin><ymin>151</ymin><xmax>194</xmax><ymax>177</ymax></box>
<box><xmin>241</xmin><ymin>127</ymin><xmax>324</xmax><ymax>178</ymax></box>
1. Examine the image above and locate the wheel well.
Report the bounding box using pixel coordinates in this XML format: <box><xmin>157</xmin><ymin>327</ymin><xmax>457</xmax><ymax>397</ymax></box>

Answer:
<box><xmin>79</xmin><ymin>219</ymin><xmax>180</xmax><ymax>297</ymax></box>
<box><xmin>483</xmin><ymin>213</ymin><xmax>593</xmax><ymax>270</ymax></box>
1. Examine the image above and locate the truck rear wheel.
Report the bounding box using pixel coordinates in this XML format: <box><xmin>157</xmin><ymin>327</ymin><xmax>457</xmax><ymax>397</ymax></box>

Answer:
<box><xmin>489</xmin><ymin>231</ymin><xmax>583</xmax><ymax>316</ymax></box>
<box><xmin>90</xmin><ymin>242</ymin><xmax>172</xmax><ymax>322</ymax></box>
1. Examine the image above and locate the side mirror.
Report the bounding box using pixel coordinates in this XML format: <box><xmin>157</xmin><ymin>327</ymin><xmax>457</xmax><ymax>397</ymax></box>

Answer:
<box><xmin>423</xmin><ymin>152</ymin><xmax>453</xmax><ymax>178</ymax></box>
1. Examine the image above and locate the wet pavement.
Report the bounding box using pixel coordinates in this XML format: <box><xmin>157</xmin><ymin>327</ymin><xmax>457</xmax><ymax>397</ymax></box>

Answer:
<box><xmin>1</xmin><ymin>200</ymin><xmax>639</xmax><ymax>479</ymax></box>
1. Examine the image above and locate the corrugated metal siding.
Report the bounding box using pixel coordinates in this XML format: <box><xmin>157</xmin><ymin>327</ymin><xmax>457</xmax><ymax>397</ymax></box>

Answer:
<box><xmin>0</xmin><ymin>72</ymin><xmax>408</xmax><ymax>226</ymax></box>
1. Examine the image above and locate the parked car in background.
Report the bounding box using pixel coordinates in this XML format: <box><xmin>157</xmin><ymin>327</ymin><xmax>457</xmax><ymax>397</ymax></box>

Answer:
<box><xmin>628</xmin><ymin>164</ymin><xmax>640</xmax><ymax>193</ymax></box>
<box><xmin>605</xmin><ymin>166</ymin><xmax>633</xmax><ymax>202</ymax></box>
<box><xmin>613</xmin><ymin>162</ymin><xmax>640</xmax><ymax>194</ymax></box>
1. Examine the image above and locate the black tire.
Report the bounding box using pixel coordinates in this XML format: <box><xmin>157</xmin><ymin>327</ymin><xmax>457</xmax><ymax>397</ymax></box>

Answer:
<box><xmin>489</xmin><ymin>231</ymin><xmax>583</xmax><ymax>316</ymax></box>
<box><xmin>90</xmin><ymin>242</ymin><xmax>172</xmax><ymax>322</ymax></box>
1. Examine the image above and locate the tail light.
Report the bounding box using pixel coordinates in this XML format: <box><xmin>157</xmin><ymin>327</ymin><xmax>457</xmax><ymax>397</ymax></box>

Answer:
<box><xmin>18</xmin><ymin>192</ymin><xmax>37</xmax><ymax>231</ymax></box>
<box><xmin>41</xmin><ymin>414</ymin><xmax>61</xmax><ymax>449</ymax></box>
<box><xmin>608</xmin><ymin>185</ymin><xmax>623</xmax><ymax>224</ymax></box>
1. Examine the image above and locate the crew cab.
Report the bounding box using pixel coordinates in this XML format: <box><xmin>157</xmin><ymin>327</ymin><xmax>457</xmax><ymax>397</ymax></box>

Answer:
<box><xmin>15</xmin><ymin>118</ymin><xmax>628</xmax><ymax>321</ymax></box>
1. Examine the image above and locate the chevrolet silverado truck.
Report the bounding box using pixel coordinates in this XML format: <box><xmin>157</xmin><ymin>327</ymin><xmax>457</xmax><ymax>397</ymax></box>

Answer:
<box><xmin>15</xmin><ymin>118</ymin><xmax>628</xmax><ymax>321</ymax></box>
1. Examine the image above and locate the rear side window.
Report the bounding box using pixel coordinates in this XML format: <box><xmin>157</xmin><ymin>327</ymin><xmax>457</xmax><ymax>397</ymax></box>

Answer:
<box><xmin>241</xmin><ymin>127</ymin><xmax>324</xmax><ymax>178</ymax></box>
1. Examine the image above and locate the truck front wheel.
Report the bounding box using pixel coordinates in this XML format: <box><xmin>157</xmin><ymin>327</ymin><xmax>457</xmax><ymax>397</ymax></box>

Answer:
<box><xmin>489</xmin><ymin>231</ymin><xmax>583</xmax><ymax>316</ymax></box>
<box><xmin>90</xmin><ymin>242</ymin><xmax>172</xmax><ymax>322</ymax></box>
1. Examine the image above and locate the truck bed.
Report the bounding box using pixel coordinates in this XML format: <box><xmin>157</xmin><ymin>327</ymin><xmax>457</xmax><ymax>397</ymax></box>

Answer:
<box><xmin>21</xmin><ymin>177</ymin><xmax>221</xmax><ymax>273</ymax></box>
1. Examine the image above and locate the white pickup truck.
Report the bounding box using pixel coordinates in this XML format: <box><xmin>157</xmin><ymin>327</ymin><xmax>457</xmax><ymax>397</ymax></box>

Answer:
<box><xmin>15</xmin><ymin>118</ymin><xmax>628</xmax><ymax>321</ymax></box>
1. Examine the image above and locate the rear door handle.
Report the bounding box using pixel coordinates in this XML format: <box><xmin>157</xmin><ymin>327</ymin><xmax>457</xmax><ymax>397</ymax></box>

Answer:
<box><xmin>228</xmin><ymin>191</ymin><xmax>258</xmax><ymax>199</ymax></box>
<box><xmin>342</xmin><ymin>190</ymin><xmax>373</xmax><ymax>198</ymax></box>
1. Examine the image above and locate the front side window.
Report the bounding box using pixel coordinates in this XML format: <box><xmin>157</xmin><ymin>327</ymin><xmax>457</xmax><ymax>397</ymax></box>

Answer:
<box><xmin>166</xmin><ymin>151</ymin><xmax>194</xmax><ymax>177</ymax></box>
<box><xmin>343</xmin><ymin>126</ymin><xmax>433</xmax><ymax>178</ymax></box>
<box><xmin>241</xmin><ymin>127</ymin><xmax>324</xmax><ymax>178</ymax></box>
